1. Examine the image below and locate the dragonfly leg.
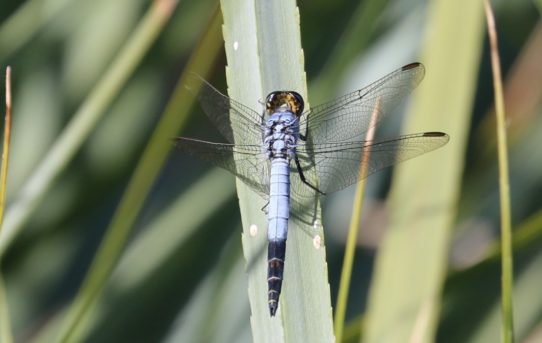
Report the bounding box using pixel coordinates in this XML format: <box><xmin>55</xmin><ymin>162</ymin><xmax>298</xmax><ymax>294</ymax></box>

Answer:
<box><xmin>261</xmin><ymin>201</ymin><xmax>269</xmax><ymax>214</ymax></box>
<box><xmin>294</xmin><ymin>156</ymin><xmax>325</xmax><ymax>195</ymax></box>
<box><xmin>300</xmin><ymin>117</ymin><xmax>309</xmax><ymax>140</ymax></box>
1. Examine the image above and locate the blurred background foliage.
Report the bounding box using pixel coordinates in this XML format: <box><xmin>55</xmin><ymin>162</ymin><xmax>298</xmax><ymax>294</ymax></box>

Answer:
<box><xmin>0</xmin><ymin>0</ymin><xmax>541</xmax><ymax>342</ymax></box>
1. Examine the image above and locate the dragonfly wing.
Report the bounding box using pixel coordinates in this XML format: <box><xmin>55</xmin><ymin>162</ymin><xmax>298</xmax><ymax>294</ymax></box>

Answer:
<box><xmin>293</xmin><ymin>132</ymin><xmax>449</xmax><ymax>196</ymax></box>
<box><xmin>301</xmin><ymin>63</ymin><xmax>425</xmax><ymax>144</ymax></box>
<box><xmin>187</xmin><ymin>75</ymin><xmax>264</xmax><ymax>145</ymax></box>
<box><xmin>174</xmin><ymin>137</ymin><xmax>269</xmax><ymax>196</ymax></box>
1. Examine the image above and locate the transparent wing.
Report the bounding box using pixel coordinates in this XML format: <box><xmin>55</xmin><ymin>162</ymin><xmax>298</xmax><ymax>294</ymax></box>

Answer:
<box><xmin>301</xmin><ymin>63</ymin><xmax>425</xmax><ymax>144</ymax></box>
<box><xmin>174</xmin><ymin>137</ymin><xmax>270</xmax><ymax>196</ymax></box>
<box><xmin>187</xmin><ymin>75</ymin><xmax>264</xmax><ymax>145</ymax></box>
<box><xmin>291</xmin><ymin>132</ymin><xmax>449</xmax><ymax>197</ymax></box>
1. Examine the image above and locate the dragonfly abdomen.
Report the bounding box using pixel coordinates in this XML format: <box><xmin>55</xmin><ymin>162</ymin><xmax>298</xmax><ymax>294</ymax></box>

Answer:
<box><xmin>267</xmin><ymin>157</ymin><xmax>291</xmax><ymax>316</ymax></box>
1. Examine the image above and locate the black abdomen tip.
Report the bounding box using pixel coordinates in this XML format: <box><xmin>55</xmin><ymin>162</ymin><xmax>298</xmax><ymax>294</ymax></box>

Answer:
<box><xmin>269</xmin><ymin>298</ymin><xmax>279</xmax><ymax>316</ymax></box>
<box><xmin>268</xmin><ymin>240</ymin><xmax>286</xmax><ymax>316</ymax></box>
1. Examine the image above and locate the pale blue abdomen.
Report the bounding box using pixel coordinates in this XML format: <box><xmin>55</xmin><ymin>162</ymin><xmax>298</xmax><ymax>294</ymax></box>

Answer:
<box><xmin>268</xmin><ymin>158</ymin><xmax>290</xmax><ymax>241</ymax></box>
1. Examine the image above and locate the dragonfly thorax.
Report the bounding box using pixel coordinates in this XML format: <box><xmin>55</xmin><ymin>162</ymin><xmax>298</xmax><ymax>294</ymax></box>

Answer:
<box><xmin>263</xmin><ymin>112</ymin><xmax>299</xmax><ymax>159</ymax></box>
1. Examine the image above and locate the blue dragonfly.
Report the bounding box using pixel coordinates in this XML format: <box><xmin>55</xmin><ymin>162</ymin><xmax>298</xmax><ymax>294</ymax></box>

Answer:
<box><xmin>175</xmin><ymin>62</ymin><xmax>449</xmax><ymax>316</ymax></box>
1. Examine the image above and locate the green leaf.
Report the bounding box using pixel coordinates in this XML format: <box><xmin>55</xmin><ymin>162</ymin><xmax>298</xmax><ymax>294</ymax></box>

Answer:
<box><xmin>220</xmin><ymin>1</ymin><xmax>334</xmax><ymax>341</ymax></box>
<box><xmin>364</xmin><ymin>0</ymin><xmax>485</xmax><ymax>342</ymax></box>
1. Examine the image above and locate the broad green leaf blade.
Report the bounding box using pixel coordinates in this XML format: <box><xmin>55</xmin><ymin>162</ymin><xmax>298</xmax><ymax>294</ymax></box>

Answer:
<box><xmin>364</xmin><ymin>1</ymin><xmax>484</xmax><ymax>342</ymax></box>
<box><xmin>220</xmin><ymin>1</ymin><xmax>334</xmax><ymax>342</ymax></box>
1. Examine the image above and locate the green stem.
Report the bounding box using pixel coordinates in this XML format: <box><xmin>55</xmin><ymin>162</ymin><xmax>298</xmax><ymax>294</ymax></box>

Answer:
<box><xmin>0</xmin><ymin>66</ymin><xmax>14</xmax><ymax>343</ymax></box>
<box><xmin>334</xmin><ymin>180</ymin><xmax>365</xmax><ymax>343</ymax></box>
<box><xmin>334</xmin><ymin>101</ymin><xmax>379</xmax><ymax>342</ymax></box>
<box><xmin>484</xmin><ymin>1</ymin><xmax>515</xmax><ymax>342</ymax></box>
<box><xmin>0</xmin><ymin>66</ymin><xmax>12</xmax><ymax>231</ymax></box>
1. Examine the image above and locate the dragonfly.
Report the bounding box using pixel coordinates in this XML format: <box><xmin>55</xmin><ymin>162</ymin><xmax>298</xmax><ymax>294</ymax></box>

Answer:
<box><xmin>175</xmin><ymin>62</ymin><xmax>449</xmax><ymax>316</ymax></box>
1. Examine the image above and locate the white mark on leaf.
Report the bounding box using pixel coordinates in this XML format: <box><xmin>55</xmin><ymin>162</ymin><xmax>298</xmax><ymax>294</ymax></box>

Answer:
<box><xmin>313</xmin><ymin>235</ymin><xmax>322</xmax><ymax>249</ymax></box>
<box><xmin>249</xmin><ymin>224</ymin><xmax>258</xmax><ymax>236</ymax></box>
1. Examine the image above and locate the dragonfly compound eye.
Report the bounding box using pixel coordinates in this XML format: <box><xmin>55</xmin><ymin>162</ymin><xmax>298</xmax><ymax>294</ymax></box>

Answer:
<box><xmin>265</xmin><ymin>91</ymin><xmax>305</xmax><ymax>116</ymax></box>
<box><xmin>287</xmin><ymin>91</ymin><xmax>304</xmax><ymax>116</ymax></box>
<box><xmin>265</xmin><ymin>92</ymin><xmax>280</xmax><ymax>114</ymax></box>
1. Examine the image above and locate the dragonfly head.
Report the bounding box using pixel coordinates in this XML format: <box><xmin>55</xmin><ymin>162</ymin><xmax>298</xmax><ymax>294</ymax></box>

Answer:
<box><xmin>265</xmin><ymin>91</ymin><xmax>304</xmax><ymax>117</ymax></box>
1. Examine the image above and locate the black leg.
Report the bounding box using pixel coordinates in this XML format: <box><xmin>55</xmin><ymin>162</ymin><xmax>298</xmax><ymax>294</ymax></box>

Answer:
<box><xmin>295</xmin><ymin>157</ymin><xmax>325</xmax><ymax>195</ymax></box>
<box><xmin>302</xmin><ymin>115</ymin><xmax>309</xmax><ymax>140</ymax></box>
<box><xmin>261</xmin><ymin>201</ymin><xmax>269</xmax><ymax>213</ymax></box>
